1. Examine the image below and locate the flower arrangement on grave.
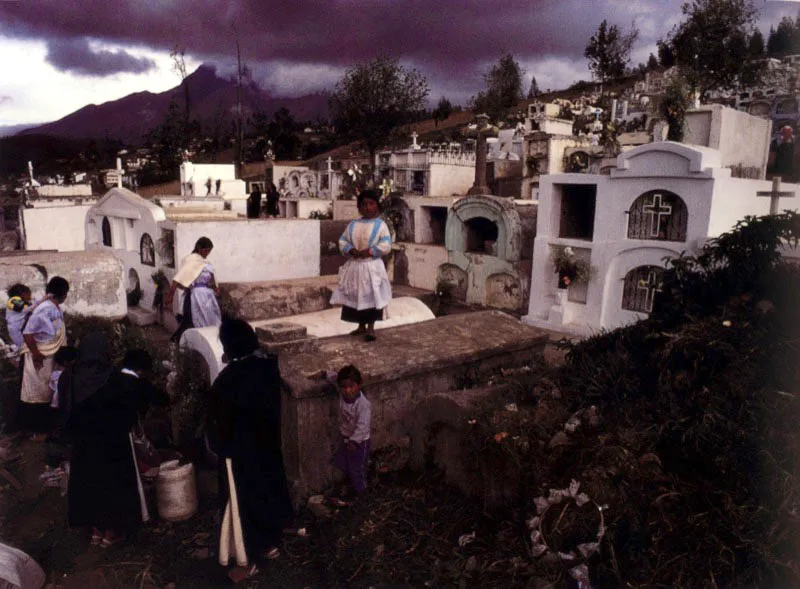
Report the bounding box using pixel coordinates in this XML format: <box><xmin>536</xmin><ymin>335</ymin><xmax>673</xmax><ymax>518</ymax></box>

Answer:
<box><xmin>552</xmin><ymin>246</ymin><xmax>592</xmax><ymax>289</ymax></box>
<box><xmin>341</xmin><ymin>164</ymin><xmax>374</xmax><ymax>200</ymax></box>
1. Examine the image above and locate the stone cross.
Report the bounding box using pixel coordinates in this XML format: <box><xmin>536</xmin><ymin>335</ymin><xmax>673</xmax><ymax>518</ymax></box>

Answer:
<box><xmin>757</xmin><ymin>176</ymin><xmax>795</xmax><ymax>215</ymax></box>
<box><xmin>643</xmin><ymin>193</ymin><xmax>672</xmax><ymax>238</ymax></box>
<box><xmin>28</xmin><ymin>161</ymin><xmax>34</xmax><ymax>182</ymax></box>
<box><xmin>115</xmin><ymin>157</ymin><xmax>124</xmax><ymax>189</ymax></box>
<box><xmin>637</xmin><ymin>269</ymin><xmax>662</xmax><ymax>313</ymax></box>
<box><xmin>411</xmin><ymin>132</ymin><xmax>419</xmax><ymax>149</ymax></box>
<box><xmin>326</xmin><ymin>156</ymin><xmax>333</xmax><ymax>173</ymax></box>
<box><xmin>467</xmin><ymin>114</ymin><xmax>492</xmax><ymax>195</ymax></box>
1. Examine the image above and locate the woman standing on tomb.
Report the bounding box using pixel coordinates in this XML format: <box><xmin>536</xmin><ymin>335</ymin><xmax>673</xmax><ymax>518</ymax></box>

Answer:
<box><xmin>165</xmin><ymin>237</ymin><xmax>222</xmax><ymax>343</ymax></box>
<box><xmin>210</xmin><ymin>319</ymin><xmax>294</xmax><ymax>582</ymax></box>
<box><xmin>330</xmin><ymin>189</ymin><xmax>392</xmax><ymax>342</ymax></box>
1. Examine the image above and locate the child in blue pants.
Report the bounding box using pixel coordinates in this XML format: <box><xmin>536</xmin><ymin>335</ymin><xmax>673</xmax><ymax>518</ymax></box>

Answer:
<box><xmin>319</xmin><ymin>365</ymin><xmax>372</xmax><ymax>495</ymax></box>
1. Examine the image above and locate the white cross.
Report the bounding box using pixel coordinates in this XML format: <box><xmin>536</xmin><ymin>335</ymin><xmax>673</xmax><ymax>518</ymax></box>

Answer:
<box><xmin>643</xmin><ymin>193</ymin><xmax>672</xmax><ymax>238</ymax></box>
<box><xmin>411</xmin><ymin>132</ymin><xmax>419</xmax><ymax>148</ymax></box>
<box><xmin>757</xmin><ymin>176</ymin><xmax>795</xmax><ymax>215</ymax></box>
<box><xmin>637</xmin><ymin>269</ymin><xmax>662</xmax><ymax>313</ymax></box>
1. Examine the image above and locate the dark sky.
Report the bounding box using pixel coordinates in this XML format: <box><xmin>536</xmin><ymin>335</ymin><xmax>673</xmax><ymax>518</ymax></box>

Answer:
<box><xmin>0</xmin><ymin>0</ymin><xmax>798</xmax><ymax>123</ymax></box>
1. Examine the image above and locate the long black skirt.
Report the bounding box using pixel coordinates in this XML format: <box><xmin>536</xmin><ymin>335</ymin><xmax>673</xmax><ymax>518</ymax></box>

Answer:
<box><xmin>340</xmin><ymin>306</ymin><xmax>384</xmax><ymax>324</ymax></box>
<box><xmin>68</xmin><ymin>432</ymin><xmax>141</xmax><ymax>530</ymax></box>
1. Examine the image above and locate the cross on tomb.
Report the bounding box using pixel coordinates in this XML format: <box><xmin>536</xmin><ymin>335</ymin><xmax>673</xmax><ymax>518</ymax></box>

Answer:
<box><xmin>643</xmin><ymin>193</ymin><xmax>672</xmax><ymax>238</ymax></box>
<box><xmin>637</xmin><ymin>269</ymin><xmax>662</xmax><ymax>313</ymax></box>
<box><xmin>757</xmin><ymin>176</ymin><xmax>795</xmax><ymax>215</ymax></box>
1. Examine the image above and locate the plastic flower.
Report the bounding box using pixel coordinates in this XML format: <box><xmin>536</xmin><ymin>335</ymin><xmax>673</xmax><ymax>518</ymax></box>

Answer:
<box><xmin>722</xmin><ymin>320</ymin><xmax>732</xmax><ymax>327</ymax></box>
<box><xmin>494</xmin><ymin>432</ymin><xmax>509</xmax><ymax>442</ymax></box>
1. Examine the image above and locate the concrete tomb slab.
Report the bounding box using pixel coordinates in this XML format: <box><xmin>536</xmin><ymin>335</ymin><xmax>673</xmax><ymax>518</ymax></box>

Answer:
<box><xmin>0</xmin><ymin>251</ymin><xmax>126</xmax><ymax>318</ymax></box>
<box><xmin>278</xmin><ymin>310</ymin><xmax>550</xmax><ymax>497</ymax></box>
<box><xmin>180</xmin><ymin>296</ymin><xmax>436</xmax><ymax>383</ymax></box>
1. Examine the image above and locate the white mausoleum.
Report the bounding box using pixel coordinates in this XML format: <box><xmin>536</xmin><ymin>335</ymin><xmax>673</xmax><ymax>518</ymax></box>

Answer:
<box><xmin>522</xmin><ymin>142</ymin><xmax>800</xmax><ymax>335</ymax></box>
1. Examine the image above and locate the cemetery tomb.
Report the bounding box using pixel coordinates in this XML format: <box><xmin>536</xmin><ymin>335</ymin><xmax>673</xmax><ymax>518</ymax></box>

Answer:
<box><xmin>523</xmin><ymin>141</ymin><xmax>800</xmax><ymax>336</ymax></box>
<box><xmin>437</xmin><ymin>195</ymin><xmax>535</xmax><ymax>312</ymax></box>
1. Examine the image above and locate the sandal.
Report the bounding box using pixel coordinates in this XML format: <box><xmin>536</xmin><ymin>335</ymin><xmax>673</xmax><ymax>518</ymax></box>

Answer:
<box><xmin>264</xmin><ymin>547</ymin><xmax>280</xmax><ymax>560</ymax></box>
<box><xmin>90</xmin><ymin>529</ymin><xmax>102</xmax><ymax>546</ymax></box>
<box><xmin>228</xmin><ymin>564</ymin><xmax>259</xmax><ymax>583</ymax></box>
<box><xmin>100</xmin><ymin>534</ymin><xmax>125</xmax><ymax>548</ymax></box>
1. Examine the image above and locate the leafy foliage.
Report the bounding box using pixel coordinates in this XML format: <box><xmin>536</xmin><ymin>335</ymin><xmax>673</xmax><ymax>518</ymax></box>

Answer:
<box><xmin>431</xmin><ymin>97</ymin><xmax>453</xmax><ymax>127</ymax></box>
<box><xmin>584</xmin><ymin>19</ymin><xmax>639</xmax><ymax>83</ymax></box>
<box><xmin>665</xmin><ymin>0</ymin><xmax>760</xmax><ymax>97</ymax></box>
<box><xmin>329</xmin><ymin>56</ymin><xmax>429</xmax><ymax>158</ymax></box>
<box><xmin>472</xmin><ymin>53</ymin><xmax>524</xmax><ymax>123</ymax></box>
<box><xmin>766</xmin><ymin>14</ymin><xmax>800</xmax><ymax>57</ymax></box>
<box><xmin>658</xmin><ymin>77</ymin><xmax>691</xmax><ymax>142</ymax></box>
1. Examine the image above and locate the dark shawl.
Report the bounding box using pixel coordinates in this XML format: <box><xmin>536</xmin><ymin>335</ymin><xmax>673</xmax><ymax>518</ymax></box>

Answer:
<box><xmin>210</xmin><ymin>352</ymin><xmax>294</xmax><ymax>553</ymax></box>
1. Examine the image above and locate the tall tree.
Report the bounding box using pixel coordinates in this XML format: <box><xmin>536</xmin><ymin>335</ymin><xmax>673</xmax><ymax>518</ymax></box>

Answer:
<box><xmin>749</xmin><ymin>29</ymin><xmax>765</xmax><ymax>58</ymax></box>
<box><xmin>329</xmin><ymin>56</ymin><xmax>429</xmax><ymax>162</ymax></box>
<box><xmin>657</xmin><ymin>40</ymin><xmax>675</xmax><ymax>68</ymax></box>
<box><xmin>432</xmin><ymin>97</ymin><xmax>453</xmax><ymax>127</ymax></box>
<box><xmin>472</xmin><ymin>52</ymin><xmax>524</xmax><ymax>122</ymax></box>
<box><xmin>647</xmin><ymin>53</ymin><xmax>660</xmax><ymax>70</ymax></box>
<box><xmin>527</xmin><ymin>75</ymin><xmax>540</xmax><ymax>99</ymax></box>
<box><xmin>584</xmin><ymin>19</ymin><xmax>640</xmax><ymax>84</ymax></box>
<box><xmin>667</xmin><ymin>0</ymin><xmax>759</xmax><ymax>98</ymax></box>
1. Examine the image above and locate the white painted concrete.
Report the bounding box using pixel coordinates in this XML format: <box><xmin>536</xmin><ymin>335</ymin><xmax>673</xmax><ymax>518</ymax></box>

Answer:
<box><xmin>522</xmin><ymin>141</ymin><xmax>800</xmax><ymax>335</ymax></box>
<box><xmin>23</xmin><ymin>205</ymin><xmax>92</xmax><ymax>251</ymax></box>
<box><xmin>169</xmin><ymin>219</ymin><xmax>320</xmax><ymax>283</ymax></box>
<box><xmin>182</xmin><ymin>297</ymin><xmax>435</xmax><ymax>383</ymax></box>
<box><xmin>403</xmin><ymin>244</ymin><xmax>449</xmax><ymax>291</ymax></box>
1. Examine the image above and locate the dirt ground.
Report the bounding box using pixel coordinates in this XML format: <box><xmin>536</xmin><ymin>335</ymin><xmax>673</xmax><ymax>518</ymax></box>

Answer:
<box><xmin>0</xmin><ymin>437</ymin><xmax>534</xmax><ymax>589</ymax></box>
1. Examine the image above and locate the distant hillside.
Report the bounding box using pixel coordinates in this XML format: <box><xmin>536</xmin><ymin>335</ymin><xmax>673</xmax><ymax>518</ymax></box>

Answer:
<box><xmin>0</xmin><ymin>123</ymin><xmax>41</xmax><ymax>138</ymax></box>
<box><xmin>18</xmin><ymin>64</ymin><xmax>330</xmax><ymax>144</ymax></box>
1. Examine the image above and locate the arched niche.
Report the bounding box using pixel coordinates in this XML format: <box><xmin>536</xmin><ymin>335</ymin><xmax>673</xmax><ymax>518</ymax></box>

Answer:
<box><xmin>627</xmin><ymin>190</ymin><xmax>688</xmax><ymax>242</ymax></box>
<box><xmin>101</xmin><ymin>217</ymin><xmax>112</xmax><ymax>247</ymax></box>
<box><xmin>621</xmin><ymin>265</ymin><xmax>664</xmax><ymax>314</ymax></box>
<box><xmin>445</xmin><ymin>195</ymin><xmax>522</xmax><ymax>261</ymax></box>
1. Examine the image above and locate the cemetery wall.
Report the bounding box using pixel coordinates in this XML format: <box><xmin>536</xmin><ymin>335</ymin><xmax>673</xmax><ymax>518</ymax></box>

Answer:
<box><xmin>333</xmin><ymin>200</ymin><xmax>359</xmax><ymax>221</ymax></box>
<box><xmin>402</xmin><ymin>243</ymin><xmax>448</xmax><ymax>290</ymax></box>
<box><xmin>685</xmin><ymin>105</ymin><xmax>771</xmax><ymax>178</ymax></box>
<box><xmin>23</xmin><ymin>205</ymin><xmax>92</xmax><ymax>252</ymax></box>
<box><xmin>170</xmin><ymin>219</ymin><xmax>320</xmax><ymax>284</ymax></box>
<box><xmin>0</xmin><ymin>251</ymin><xmax>126</xmax><ymax>318</ymax></box>
<box><xmin>709</xmin><ymin>176</ymin><xmax>800</xmax><ymax>237</ymax></box>
<box><xmin>428</xmin><ymin>163</ymin><xmax>474</xmax><ymax>196</ymax></box>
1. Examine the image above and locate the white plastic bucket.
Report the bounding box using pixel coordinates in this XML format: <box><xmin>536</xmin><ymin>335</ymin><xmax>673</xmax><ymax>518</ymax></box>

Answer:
<box><xmin>156</xmin><ymin>460</ymin><xmax>198</xmax><ymax>522</ymax></box>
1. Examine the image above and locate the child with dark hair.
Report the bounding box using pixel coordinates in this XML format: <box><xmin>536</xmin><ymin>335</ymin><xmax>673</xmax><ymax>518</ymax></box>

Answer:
<box><xmin>329</xmin><ymin>189</ymin><xmax>392</xmax><ymax>342</ymax></box>
<box><xmin>315</xmin><ymin>364</ymin><xmax>372</xmax><ymax>496</ymax></box>
<box><xmin>5</xmin><ymin>283</ymin><xmax>33</xmax><ymax>350</ymax></box>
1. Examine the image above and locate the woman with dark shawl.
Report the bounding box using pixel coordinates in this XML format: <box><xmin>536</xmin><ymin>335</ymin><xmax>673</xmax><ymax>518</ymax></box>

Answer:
<box><xmin>210</xmin><ymin>318</ymin><xmax>294</xmax><ymax>582</ymax></box>
<box><xmin>63</xmin><ymin>332</ymin><xmax>167</xmax><ymax>548</ymax></box>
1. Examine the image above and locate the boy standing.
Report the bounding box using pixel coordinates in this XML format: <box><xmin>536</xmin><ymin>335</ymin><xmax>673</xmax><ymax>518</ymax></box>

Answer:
<box><xmin>328</xmin><ymin>365</ymin><xmax>372</xmax><ymax>496</ymax></box>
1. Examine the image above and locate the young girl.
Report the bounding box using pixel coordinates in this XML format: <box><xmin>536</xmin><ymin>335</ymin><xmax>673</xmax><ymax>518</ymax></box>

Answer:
<box><xmin>330</xmin><ymin>189</ymin><xmax>392</xmax><ymax>342</ymax></box>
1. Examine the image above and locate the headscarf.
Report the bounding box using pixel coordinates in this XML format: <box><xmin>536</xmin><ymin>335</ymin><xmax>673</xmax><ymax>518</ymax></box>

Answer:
<box><xmin>193</xmin><ymin>237</ymin><xmax>213</xmax><ymax>253</ymax></box>
<box><xmin>70</xmin><ymin>331</ymin><xmax>114</xmax><ymax>405</ymax></box>
<box><xmin>219</xmin><ymin>318</ymin><xmax>258</xmax><ymax>361</ymax></box>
